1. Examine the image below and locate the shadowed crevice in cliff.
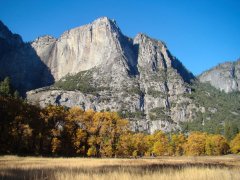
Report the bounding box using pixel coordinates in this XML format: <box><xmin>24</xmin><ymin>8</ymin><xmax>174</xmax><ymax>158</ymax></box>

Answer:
<box><xmin>165</xmin><ymin>49</ymin><xmax>195</xmax><ymax>83</ymax></box>
<box><xmin>117</xmin><ymin>33</ymin><xmax>139</xmax><ymax>76</ymax></box>
<box><xmin>131</xmin><ymin>43</ymin><xmax>140</xmax><ymax>76</ymax></box>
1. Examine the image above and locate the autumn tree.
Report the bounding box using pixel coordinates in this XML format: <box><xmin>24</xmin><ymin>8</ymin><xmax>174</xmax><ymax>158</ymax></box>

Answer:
<box><xmin>205</xmin><ymin>134</ymin><xmax>229</xmax><ymax>155</ymax></box>
<box><xmin>143</xmin><ymin>131</ymin><xmax>169</xmax><ymax>156</ymax></box>
<box><xmin>144</xmin><ymin>134</ymin><xmax>155</xmax><ymax>156</ymax></box>
<box><xmin>51</xmin><ymin>137</ymin><xmax>61</xmax><ymax>154</ymax></box>
<box><xmin>87</xmin><ymin>146</ymin><xmax>97</xmax><ymax>157</ymax></box>
<box><xmin>97</xmin><ymin>112</ymin><xmax>129</xmax><ymax>157</ymax></box>
<box><xmin>152</xmin><ymin>131</ymin><xmax>169</xmax><ymax>156</ymax></box>
<box><xmin>116</xmin><ymin>132</ymin><xmax>134</xmax><ymax>157</ymax></box>
<box><xmin>73</xmin><ymin>128</ymin><xmax>87</xmax><ymax>155</ymax></box>
<box><xmin>39</xmin><ymin>105</ymin><xmax>67</xmax><ymax>155</ymax></box>
<box><xmin>10</xmin><ymin>115</ymin><xmax>33</xmax><ymax>153</ymax></box>
<box><xmin>87</xmin><ymin>135</ymin><xmax>99</xmax><ymax>157</ymax></box>
<box><xmin>131</xmin><ymin>133</ymin><xmax>148</xmax><ymax>157</ymax></box>
<box><xmin>67</xmin><ymin>108</ymin><xmax>92</xmax><ymax>156</ymax></box>
<box><xmin>230</xmin><ymin>133</ymin><xmax>240</xmax><ymax>154</ymax></box>
<box><xmin>76</xmin><ymin>111</ymin><xmax>130</xmax><ymax>157</ymax></box>
<box><xmin>169</xmin><ymin>133</ymin><xmax>186</xmax><ymax>156</ymax></box>
<box><xmin>60</xmin><ymin>107</ymin><xmax>85</xmax><ymax>155</ymax></box>
<box><xmin>0</xmin><ymin>94</ymin><xmax>42</xmax><ymax>154</ymax></box>
<box><xmin>184</xmin><ymin>132</ymin><xmax>207</xmax><ymax>156</ymax></box>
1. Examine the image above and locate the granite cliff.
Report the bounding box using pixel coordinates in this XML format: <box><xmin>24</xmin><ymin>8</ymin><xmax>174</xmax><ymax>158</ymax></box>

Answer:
<box><xmin>0</xmin><ymin>17</ymin><xmax>239</xmax><ymax>133</ymax></box>
<box><xmin>26</xmin><ymin>17</ymin><xmax>196</xmax><ymax>133</ymax></box>
<box><xmin>199</xmin><ymin>59</ymin><xmax>240</xmax><ymax>93</ymax></box>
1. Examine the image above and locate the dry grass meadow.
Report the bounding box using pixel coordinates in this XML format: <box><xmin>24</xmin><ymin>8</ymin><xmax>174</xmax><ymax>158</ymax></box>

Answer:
<box><xmin>0</xmin><ymin>155</ymin><xmax>240</xmax><ymax>180</ymax></box>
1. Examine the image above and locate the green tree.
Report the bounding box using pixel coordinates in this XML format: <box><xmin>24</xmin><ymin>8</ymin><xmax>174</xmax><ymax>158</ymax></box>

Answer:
<box><xmin>13</xmin><ymin>90</ymin><xmax>20</xmax><ymax>99</ymax></box>
<box><xmin>0</xmin><ymin>77</ymin><xmax>11</xmax><ymax>96</ymax></box>
<box><xmin>224</xmin><ymin>121</ymin><xmax>239</xmax><ymax>141</ymax></box>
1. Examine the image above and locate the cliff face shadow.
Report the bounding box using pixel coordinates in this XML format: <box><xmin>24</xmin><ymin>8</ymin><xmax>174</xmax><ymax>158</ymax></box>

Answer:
<box><xmin>165</xmin><ymin>49</ymin><xmax>195</xmax><ymax>83</ymax></box>
<box><xmin>0</xmin><ymin>42</ymin><xmax>54</xmax><ymax>96</ymax></box>
<box><xmin>132</xmin><ymin>43</ymin><xmax>140</xmax><ymax>75</ymax></box>
<box><xmin>119</xmin><ymin>35</ymin><xmax>139</xmax><ymax>76</ymax></box>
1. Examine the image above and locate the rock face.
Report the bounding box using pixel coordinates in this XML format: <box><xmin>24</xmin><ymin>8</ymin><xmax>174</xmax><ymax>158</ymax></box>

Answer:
<box><xmin>26</xmin><ymin>17</ymin><xmax>196</xmax><ymax>133</ymax></box>
<box><xmin>199</xmin><ymin>60</ymin><xmax>240</xmax><ymax>93</ymax></box>
<box><xmin>1</xmin><ymin>17</ymin><xmax>196</xmax><ymax>133</ymax></box>
<box><xmin>0</xmin><ymin>21</ymin><xmax>54</xmax><ymax>94</ymax></box>
<box><xmin>31</xmin><ymin>17</ymin><xmax>137</xmax><ymax>81</ymax></box>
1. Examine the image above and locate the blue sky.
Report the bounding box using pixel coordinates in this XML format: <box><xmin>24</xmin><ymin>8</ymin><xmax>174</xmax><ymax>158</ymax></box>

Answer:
<box><xmin>1</xmin><ymin>0</ymin><xmax>239</xmax><ymax>75</ymax></box>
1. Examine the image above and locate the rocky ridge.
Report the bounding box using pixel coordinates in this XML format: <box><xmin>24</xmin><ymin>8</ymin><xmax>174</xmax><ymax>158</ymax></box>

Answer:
<box><xmin>199</xmin><ymin>59</ymin><xmax>240</xmax><ymax>93</ymax></box>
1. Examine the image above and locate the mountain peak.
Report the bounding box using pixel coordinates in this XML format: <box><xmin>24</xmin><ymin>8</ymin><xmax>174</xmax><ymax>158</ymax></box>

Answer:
<box><xmin>92</xmin><ymin>16</ymin><xmax>118</xmax><ymax>26</ymax></box>
<box><xmin>0</xmin><ymin>20</ymin><xmax>13</xmax><ymax>40</ymax></box>
<box><xmin>134</xmin><ymin>33</ymin><xmax>165</xmax><ymax>48</ymax></box>
<box><xmin>0</xmin><ymin>20</ymin><xmax>23</xmax><ymax>54</ymax></box>
<box><xmin>33</xmin><ymin>35</ymin><xmax>56</xmax><ymax>44</ymax></box>
<box><xmin>91</xmin><ymin>17</ymin><xmax>121</xmax><ymax>34</ymax></box>
<box><xmin>93</xmin><ymin>16</ymin><xmax>112</xmax><ymax>23</ymax></box>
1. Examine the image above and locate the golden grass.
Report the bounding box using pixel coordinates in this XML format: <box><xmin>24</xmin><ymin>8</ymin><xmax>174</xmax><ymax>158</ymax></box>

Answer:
<box><xmin>0</xmin><ymin>155</ymin><xmax>239</xmax><ymax>180</ymax></box>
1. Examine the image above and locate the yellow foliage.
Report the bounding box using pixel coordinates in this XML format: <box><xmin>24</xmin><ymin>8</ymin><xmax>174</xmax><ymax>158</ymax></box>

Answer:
<box><xmin>144</xmin><ymin>134</ymin><xmax>155</xmax><ymax>156</ymax></box>
<box><xmin>87</xmin><ymin>146</ymin><xmax>97</xmax><ymax>157</ymax></box>
<box><xmin>169</xmin><ymin>133</ymin><xmax>186</xmax><ymax>156</ymax></box>
<box><xmin>0</xmin><ymin>95</ymin><xmax>235</xmax><ymax>157</ymax></box>
<box><xmin>205</xmin><ymin>135</ymin><xmax>229</xmax><ymax>155</ymax></box>
<box><xmin>67</xmin><ymin>107</ymin><xmax>84</xmax><ymax>121</ymax></box>
<box><xmin>51</xmin><ymin>137</ymin><xmax>61</xmax><ymax>154</ymax></box>
<box><xmin>152</xmin><ymin>131</ymin><xmax>169</xmax><ymax>156</ymax></box>
<box><xmin>153</xmin><ymin>141</ymin><xmax>166</xmax><ymax>156</ymax></box>
<box><xmin>132</xmin><ymin>133</ymin><xmax>147</xmax><ymax>157</ymax></box>
<box><xmin>132</xmin><ymin>150</ymin><xmax>138</xmax><ymax>158</ymax></box>
<box><xmin>72</xmin><ymin>128</ymin><xmax>87</xmax><ymax>154</ymax></box>
<box><xmin>116</xmin><ymin>133</ymin><xmax>133</xmax><ymax>157</ymax></box>
<box><xmin>230</xmin><ymin>133</ymin><xmax>240</xmax><ymax>154</ymax></box>
<box><xmin>184</xmin><ymin>132</ymin><xmax>207</xmax><ymax>156</ymax></box>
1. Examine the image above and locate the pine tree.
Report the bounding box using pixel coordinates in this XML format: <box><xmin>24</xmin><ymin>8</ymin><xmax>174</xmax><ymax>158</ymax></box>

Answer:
<box><xmin>0</xmin><ymin>77</ymin><xmax>11</xmax><ymax>96</ymax></box>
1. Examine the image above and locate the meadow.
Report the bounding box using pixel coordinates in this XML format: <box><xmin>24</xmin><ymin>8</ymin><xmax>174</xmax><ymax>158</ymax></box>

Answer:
<box><xmin>0</xmin><ymin>155</ymin><xmax>240</xmax><ymax>180</ymax></box>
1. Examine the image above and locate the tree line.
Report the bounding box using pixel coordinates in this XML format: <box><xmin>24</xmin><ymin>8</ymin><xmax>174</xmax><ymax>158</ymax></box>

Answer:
<box><xmin>0</xmin><ymin>77</ymin><xmax>240</xmax><ymax>157</ymax></box>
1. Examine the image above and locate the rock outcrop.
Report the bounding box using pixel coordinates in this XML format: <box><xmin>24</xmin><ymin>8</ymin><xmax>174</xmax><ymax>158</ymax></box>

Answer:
<box><xmin>199</xmin><ymin>59</ymin><xmax>240</xmax><ymax>93</ymax></box>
